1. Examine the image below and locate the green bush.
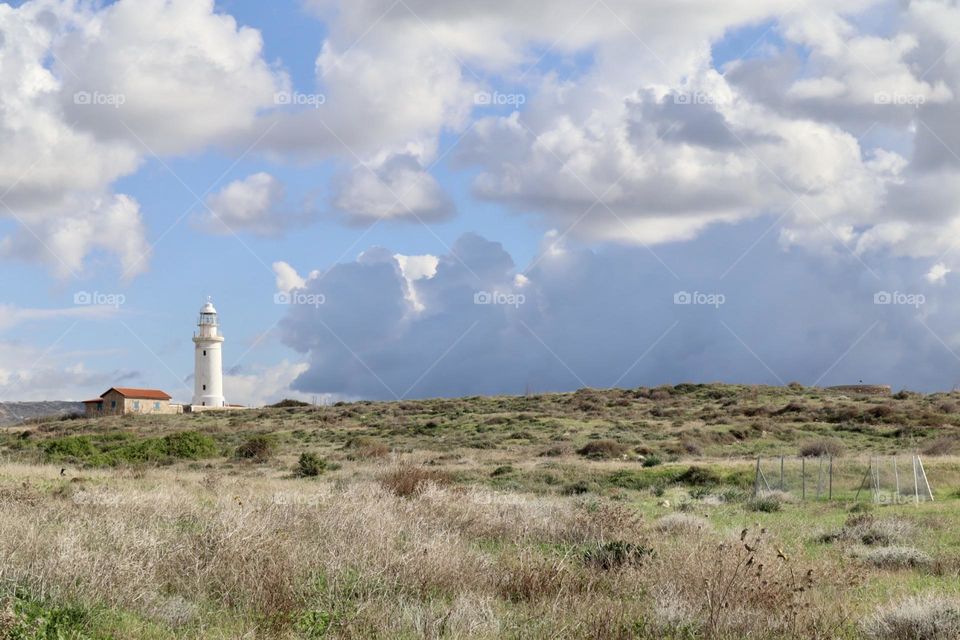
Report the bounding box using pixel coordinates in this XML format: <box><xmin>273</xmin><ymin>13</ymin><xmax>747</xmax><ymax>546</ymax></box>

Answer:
<box><xmin>161</xmin><ymin>431</ymin><xmax>218</xmax><ymax>459</ymax></box>
<box><xmin>295</xmin><ymin>452</ymin><xmax>327</xmax><ymax>477</ymax></box>
<box><xmin>40</xmin><ymin>431</ymin><xmax>217</xmax><ymax>466</ymax></box>
<box><xmin>746</xmin><ymin>496</ymin><xmax>782</xmax><ymax>512</ymax></box>
<box><xmin>41</xmin><ymin>436</ymin><xmax>98</xmax><ymax>461</ymax></box>
<box><xmin>642</xmin><ymin>455</ymin><xmax>662</xmax><ymax>467</ymax></box>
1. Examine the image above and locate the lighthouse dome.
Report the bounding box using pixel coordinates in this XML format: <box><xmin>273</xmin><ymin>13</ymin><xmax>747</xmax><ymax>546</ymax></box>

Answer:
<box><xmin>200</xmin><ymin>299</ymin><xmax>217</xmax><ymax>314</ymax></box>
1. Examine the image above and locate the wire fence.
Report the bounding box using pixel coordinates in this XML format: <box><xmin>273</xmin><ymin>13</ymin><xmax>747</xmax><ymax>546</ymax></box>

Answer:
<box><xmin>752</xmin><ymin>455</ymin><xmax>934</xmax><ymax>503</ymax></box>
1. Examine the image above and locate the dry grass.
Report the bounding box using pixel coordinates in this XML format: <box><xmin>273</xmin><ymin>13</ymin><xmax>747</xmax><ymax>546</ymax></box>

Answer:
<box><xmin>862</xmin><ymin>594</ymin><xmax>960</xmax><ymax>639</ymax></box>
<box><xmin>0</xmin><ymin>460</ymin><xmax>874</xmax><ymax>639</ymax></box>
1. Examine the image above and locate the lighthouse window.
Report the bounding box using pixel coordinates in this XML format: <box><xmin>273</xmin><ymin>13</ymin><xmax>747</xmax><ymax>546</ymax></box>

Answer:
<box><xmin>203</xmin><ymin>350</ymin><xmax>207</xmax><ymax>356</ymax></box>
<box><xmin>202</xmin><ymin>384</ymin><xmax>206</xmax><ymax>390</ymax></box>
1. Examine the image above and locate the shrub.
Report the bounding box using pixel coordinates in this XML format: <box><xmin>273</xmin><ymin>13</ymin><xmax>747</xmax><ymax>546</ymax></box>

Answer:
<box><xmin>922</xmin><ymin>436</ymin><xmax>958</xmax><ymax>456</ymax></box>
<box><xmin>848</xmin><ymin>515</ymin><xmax>915</xmax><ymax>546</ymax></box>
<box><xmin>379</xmin><ymin>465</ymin><xmax>452</xmax><ymax>497</ymax></box>
<box><xmin>538</xmin><ymin>444</ymin><xmax>571</xmax><ymax>457</ymax></box>
<box><xmin>746</xmin><ymin>496</ymin><xmax>782</xmax><ymax>513</ymax></box>
<box><xmin>490</xmin><ymin>465</ymin><xmax>513</xmax><ymax>477</ymax></box>
<box><xmin>268</xmin><ymin>399</ymin><xmax>310</xmax><ymax>408</ymax></box>
<box><xmin>642</xmin><ymin>455</ymin><xmax>663</xmax><ymax>467</ymax></box>
<box><xmin>675</xmin><ymin>465</ymin><xmax>720</xmax><ymax>486</ymax></box>
<box><xmin>799</xmin><ymin>438</ymin><xmax>845</xmax><ymax>457</ymax></box>
<box><xmin>41</xmin><ymin>436</ymin><xmax>98</xmax><ymax>461</ymax></box>
<box><xmin>162</xmin><ymin>431</ymin><xmax>218</xmax><ymax>459</ymax></box>
<box><xmin>295</xmin><ymin>452</ymin><xmax>327</xmax><ymax>477</ymax></box>
<box><xmin>654</xmin><ymin>513</ymin><xmax>709</xmax><ymax>535</ymax></box>
<box><xmin>854</xmin><ymin>546</ymin><xmax>932</xmax><ymax>569</ymax></box>
<box><xmin>233</xmin><ymin>435</ymin><xmax>274</xmax><ymax>463</ymax></box>
<box><xmin>862</xmin><ymin>595</ymin><xmax>960</xmax><ymax>640</ymax></box>
<box><xmin>345</xmin><ymin>436</ymin><xmax>390</xmax><ymax>459</ymax></box>
<box><xmin>582</xmin><ymin>541</ymin><xmax>653</xmax><ymax>570</ymax></box>
<box><xmin>561</xmin><ymin>481</ymin><xmax>590</xmax><ymax>495</ymax></box>
<box><xmin>576</xmin><ymin>439</ymin><xmax>627</xmax><ymax>459</ymax></box>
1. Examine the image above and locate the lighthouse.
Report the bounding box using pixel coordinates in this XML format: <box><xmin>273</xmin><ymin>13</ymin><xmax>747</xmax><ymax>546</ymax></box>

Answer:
<box><xmin>192</xmin><ymin>297</ymin><xmax>226</xmax><ymax>408</ymax></box>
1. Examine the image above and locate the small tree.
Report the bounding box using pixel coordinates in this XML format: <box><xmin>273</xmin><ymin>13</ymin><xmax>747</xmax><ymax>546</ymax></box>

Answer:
<box><xmin>296</xmin><ymin>452</ymin><xmax>326</xmax><ymax>477</ymax></box>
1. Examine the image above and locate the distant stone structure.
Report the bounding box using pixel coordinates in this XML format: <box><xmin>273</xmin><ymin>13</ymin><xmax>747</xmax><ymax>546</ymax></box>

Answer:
<box><xmin>825</xmin><ymin>384</ymin><xmax>892</xmax><ymax>396</ymax></box>
<box><xmin>83</xmin><ymin>387</ymin><xmax>181</xmax><ymax>417</ymax></box>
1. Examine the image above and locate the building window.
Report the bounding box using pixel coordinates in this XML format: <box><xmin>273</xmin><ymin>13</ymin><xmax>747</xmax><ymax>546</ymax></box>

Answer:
<box><xmin>154</xmin><ymin>401</ymin><xmax>161</xmax><ymax>410</ymax></box>
<box><xmin>202</xmin><ymin>402</ymin><xmax>205</xmax><ymax>406</ymax></box>
<box><xmin>133</xmin><ymin>400</ymin><xmax>140</xmax><ymax>411</ymax></box>
<box><xmin>111</xmin><ymin>400</ymin><xmax>116</xmax><ymax>408</ymax></box>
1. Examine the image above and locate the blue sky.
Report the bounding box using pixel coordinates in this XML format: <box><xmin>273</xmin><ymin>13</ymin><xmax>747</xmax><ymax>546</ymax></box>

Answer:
<box><xmin>2</xmin><ymin>0</ymin><xmax>960</xmax><ymax>403</ymax></box>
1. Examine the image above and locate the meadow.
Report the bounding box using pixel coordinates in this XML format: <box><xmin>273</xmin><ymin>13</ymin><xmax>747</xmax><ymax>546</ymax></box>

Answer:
<box><xmin>1</xmin><ymin>383</ymin><xmax>959</xmax><ymax>639</ymax></box>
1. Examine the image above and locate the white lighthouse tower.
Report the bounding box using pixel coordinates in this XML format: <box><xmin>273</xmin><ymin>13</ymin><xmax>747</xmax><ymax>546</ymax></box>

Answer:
<box><xmin>192</xmin><ymin>297</ymin><xmax>226</xmax><ymax>408</ymax></box>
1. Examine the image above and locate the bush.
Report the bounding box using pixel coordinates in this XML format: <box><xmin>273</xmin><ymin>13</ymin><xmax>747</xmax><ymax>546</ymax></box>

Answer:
<box><xmin>642</xmin><ymin>455</ymin><xmax>663</xmax><ymax>467</ymax></box>
<box><xmin>268</xmin><ymin>399</ymin><xmax>310</xmax><ymax>408</ymax></box>
<box><xmin>41</xmin><ymin>436</ymin><xmax>98</xmax><ymax>461</ymax></box>
<box><xmin>576</xmin><ymin>439</ymin><xmax>627</xmax><ymax>460</ymax></box>
<box><xmin>295</xmin><ymin>453</ymin><xmax>327</xmax><ymax>477</ymax></box>
<box><xmin>798</xmin><ymin>438</ymin><xmax>845</xmax><ymax>458</ymax></box>
<box><xmin>746</xmin><ymin>496</ymin><xmax>782</xmax><ymax>513</ymax></box>
<box><xmin>162</xmin><ymin>431</ymin><xmax>218</xmax><ymax>459</ymax></box>
<box><xmin>854</xmin><ymin>546</ymin><xmax>932</xmax><ymax>569</ymax></box>
<box><xmin>345</xmin><ymin>436</ymin><xmax>389</xmax><ymax>460</ymax></box>
<box><xmin>380</xmin><ymin>465</ymin><xmax>453</xmax><ymax>497</ymax></box>
<box><xmin>840</xmin><ymin>515</ymin><xmax>916</xmax><ymax>546</ymax></box>
<box><xmin>862</xmin><ymin>595</ymin><xmax>960</xmax><ymax>640</ymax></box>
<box><xmin>675</xmin><ymin>465</ymin><xmax>720</xmax><ymax>486</ymax></box>
<box><xmin>654</xmin><ymin>513</ymin><xmax>710</xmax><ymax>535</ymax></box>
<box><xmin>922</xmin><ymin>435</ymin><xmax>958</xmax><ymax>456</ymax></box>
<box><xmin>490</xmin><ymin>465</ymin><xmax>513</xmax><ymax>477</ymax></box>
<box><xmin>582</xmin><ymin>541</ymin><xmax>653</xmax><ymax>570</ymax></box>
<box><xmin>561</xmin><ymin>481</ymin><xmax>590</xmax><ymax>495</ymax></box>
<box><xmin>234</xmin><ymin>435</ymin><xmax>274</xmax><ymax>463</ymax></box>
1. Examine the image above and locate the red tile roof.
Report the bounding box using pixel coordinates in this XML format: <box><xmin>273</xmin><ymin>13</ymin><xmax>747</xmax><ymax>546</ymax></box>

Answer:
<box><xmin>102</xmin><ymin>387</ymin><xmax>172</xmax><ymax>400</ymax></box>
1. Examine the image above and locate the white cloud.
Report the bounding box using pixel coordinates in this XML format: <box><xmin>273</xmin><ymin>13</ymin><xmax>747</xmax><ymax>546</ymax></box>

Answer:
<box><xmin>224</xmin><ymin>360</ymin><xmax>312</xmax><ymax>407</ymax></box>
<box><xmin>201</xmin><ymin>173</ymin><xmax>315</xmax><ymax>236</ymax></box>
<box><xmin>332</xmin><ymin>154</ymin><xmax>454</xmax><ymax>224</ymax></box>
<box><xmin>0</xmin><ymin>0</ymin><xmax>284</xmax><ymax>278</ymax></box>
<box><xmin>273</xmin><ymin>261</ymin><xmax>319</xmax><ymax>293</ymax></box>
<box><xmin>926</xmin><ymin>263</ymin><xmax>951</xmax><ymax>285</ymax></box>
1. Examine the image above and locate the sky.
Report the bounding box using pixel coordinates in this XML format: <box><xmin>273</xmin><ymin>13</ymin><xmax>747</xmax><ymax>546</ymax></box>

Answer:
<box><xmin>2</xmin><ymin>0</ymin><xmax>960</xmax><ymax>405</ymax></box>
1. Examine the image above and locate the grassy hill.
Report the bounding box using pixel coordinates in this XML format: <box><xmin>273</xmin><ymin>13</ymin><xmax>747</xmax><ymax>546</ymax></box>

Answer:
<box><xmin>1</xmin><ymin>384</ymin><xmax>959</xmax><ymax>638</ymax></box>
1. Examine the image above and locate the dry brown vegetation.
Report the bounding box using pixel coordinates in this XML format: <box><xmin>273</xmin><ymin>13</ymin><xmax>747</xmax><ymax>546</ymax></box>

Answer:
<box><xmin>2</xmin><ymin>383</ymin><xmax>960</xmax><ymax>638</ymax></box>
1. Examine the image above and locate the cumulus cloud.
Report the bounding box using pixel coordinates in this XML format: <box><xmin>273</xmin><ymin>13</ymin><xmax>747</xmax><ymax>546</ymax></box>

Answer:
<box><xmin>0</xmin><ymin>0</ymin><xmax>284</xmax><ymax>278</ymax></box>
<box><xmin>224</xmin><ymin>360</ymin><xmax>313</xmax><ymax>407</ymax></box>
<box><xmin>200</xmin><ymin>173</ymin><xmax>316</xmax><ymax>236</ymax></box>
<box><xmin>331</xmin><ymin>154</ymin><xmax>455</xmax><ymax>224</ymax></box>
<box><xmin>276</xmin><ymin>230</ymin><xmax>960</xmax><ymax>399</ymax></box>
